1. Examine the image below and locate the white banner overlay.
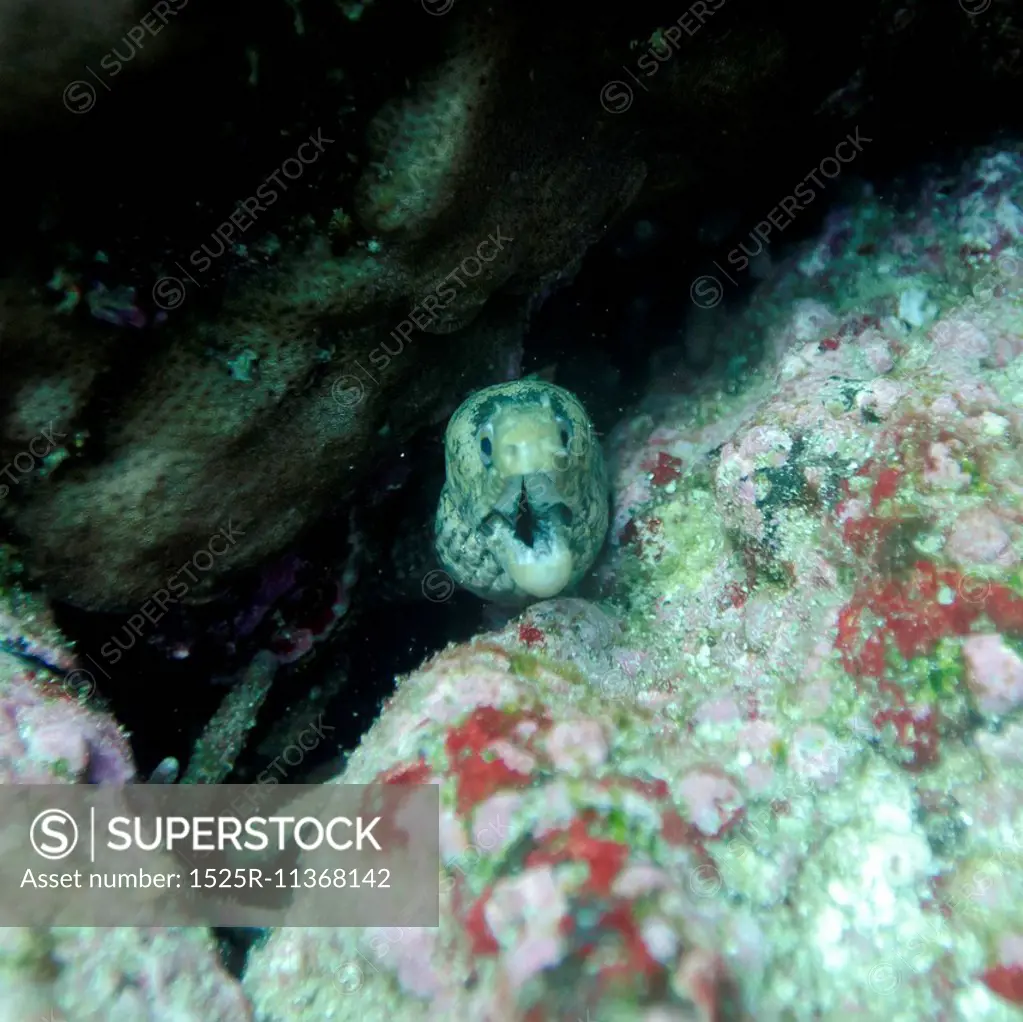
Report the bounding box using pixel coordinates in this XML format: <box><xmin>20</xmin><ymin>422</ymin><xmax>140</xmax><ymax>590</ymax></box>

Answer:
<box><xmin>2</xmin><ymin>783</ymin><xmax>439</xmax><ymax>926</ymax></box>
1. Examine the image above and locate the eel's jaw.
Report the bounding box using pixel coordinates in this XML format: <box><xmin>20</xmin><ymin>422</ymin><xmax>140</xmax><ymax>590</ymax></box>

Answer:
<box><xmin>494</xmin><ymin>518</ymin><xmax>574</xmax><ymax>598</ymax></box>
<box><xmin>483</xmin><ymin>473</ymin><xmax>575</xmax><ymax>598</ymax></box>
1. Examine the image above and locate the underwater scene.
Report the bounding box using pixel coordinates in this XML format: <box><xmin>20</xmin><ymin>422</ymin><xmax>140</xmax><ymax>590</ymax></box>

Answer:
<box><xmin>2</xmin><ymin>0</ymin><xmax>1023</xmax><ymax>1018</ymax></box>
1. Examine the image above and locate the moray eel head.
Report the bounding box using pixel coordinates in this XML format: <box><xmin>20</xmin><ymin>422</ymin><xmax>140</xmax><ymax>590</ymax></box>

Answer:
<box><xmin>435</xmin><ymin>379</ymin><xmax>609</xmax><ymax>603</ymax></box>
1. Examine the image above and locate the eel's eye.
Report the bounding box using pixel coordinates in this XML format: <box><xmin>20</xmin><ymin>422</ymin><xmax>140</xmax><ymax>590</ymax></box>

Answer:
<box><xmin>479</xmin><ymin>424</ymin><xmax>494</xmax><ymax>465</ymax></box>
<box><xmin>556</xmin><ymin>416</ymin><xmax>572</xmax><ymax>450</ymax></box>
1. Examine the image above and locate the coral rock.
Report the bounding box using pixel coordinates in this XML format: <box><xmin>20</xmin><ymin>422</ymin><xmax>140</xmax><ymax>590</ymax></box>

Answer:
<box><xmin>963</xmin><ymin>634</ymin><xmax>1023</xmax><ymax>717</ymax></box>
<box><xmin>0</xmin><ymin>651</ymin><xmax>134</xmax><ymax>784</ymax></box>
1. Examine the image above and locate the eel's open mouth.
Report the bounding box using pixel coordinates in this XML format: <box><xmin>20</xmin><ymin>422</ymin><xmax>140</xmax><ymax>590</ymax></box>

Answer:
<box><xmin>482</xmin><ymin>474</ymin><xmax>574</xmax><ymax>598</ymax></box>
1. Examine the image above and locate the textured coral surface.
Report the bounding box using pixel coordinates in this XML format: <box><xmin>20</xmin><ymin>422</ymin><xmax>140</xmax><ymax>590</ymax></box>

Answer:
<box><xmin>0</xmin><ymin>650</ymin><xmax>133</xmax><ymax>785</ymax></box>
<box><xmin>242</xmin><ymin>146</ymin><xmax>1023</xmax><ymax>1020</ymax></box>
<box><xmin>0</xmin><ymin>2</ymin><xmax>649</xmax><ymax>610</ymax></box>
<box><xmin>8</xmin><ymin>0</ymin><xmax>1014</xmax><ymax>612</ymax></box>
<box><xmin>7</xmin><ymin>137</ymin><xmax>1023</xmax><ymax>1021</ymax></box>
<box><xmin>0</xmin><ymin>926</ymin><xmax>252</xmax><ymax>1022</ymax></box>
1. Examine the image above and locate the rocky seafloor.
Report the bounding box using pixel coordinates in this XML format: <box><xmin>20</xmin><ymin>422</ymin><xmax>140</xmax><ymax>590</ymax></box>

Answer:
<box><xmin>5</xmin><ymin>143</ymin><xmax>1023</xmax><ymax>1020</ymax></box>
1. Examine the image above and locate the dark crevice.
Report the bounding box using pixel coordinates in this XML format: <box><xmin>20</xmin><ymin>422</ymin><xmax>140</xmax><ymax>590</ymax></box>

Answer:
<box><xmin>515</xmin><ymin>481</ymin><xmax>536</xmax><ymax>548</ymax></box>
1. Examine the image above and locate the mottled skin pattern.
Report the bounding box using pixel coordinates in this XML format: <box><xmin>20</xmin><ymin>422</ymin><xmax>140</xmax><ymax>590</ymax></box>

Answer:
<box><xmin>435</xmin><ymin>379</ymin><xmax>609</xmax><ymax>604</ymax></box>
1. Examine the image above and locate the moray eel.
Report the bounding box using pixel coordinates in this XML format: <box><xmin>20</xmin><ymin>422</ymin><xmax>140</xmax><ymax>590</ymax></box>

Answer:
<box><xmin>435</xmin><ymin>379</ymin><xmax>609</xmax><ymax>603</ymax></box>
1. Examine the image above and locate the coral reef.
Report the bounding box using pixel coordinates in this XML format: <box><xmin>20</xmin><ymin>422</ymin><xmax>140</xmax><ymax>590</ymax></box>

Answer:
<box><xmin>241</xmin><ymin>146</ymin><xmax>1023</xmax><ymax>1019</ymax></box>
<box><xmin>0</xmin><ymin>650</ymin><xmax>134</xmax><ymax>784</ymax></box>
<box><xmin>0</xmin><ymin>926</ymin><xmax>251</xmax><ymax>1022</ymax></box>
<box><xmin>4</xmin><ymin>0</ymin><xmax>1017</xmax><ymax>612</ymax></box>
<box><xmin>180</xmin><ymin>650</ymin><xmax>278</xmax><ymax>784</ymax></box>
<box><xmin>0</xmin><ymin>0</ymin><xmax>648</xmax><ymax>610</ymax></box>
<box><xmin>1</xmin><ymin>3</ymin><xmax>1023</xmax><ymax>1012</ymax></box>
<box><xmin>0</xmin><ymin>543</ymin><xmax>76</xmax><ymax>672</ymax></box>
<box><xmin>0</xmin><ymin>551</ymin><xmax>133</xmax><ymax>783</ymax></box>
<box><xmin>10</xmin><ymin>136</ymin><xmax>1023</xmax><ymax>1022</ymax></box>
<box><xmin>244</xmin><ymin>609</ymin><xmax>740</xmax><ymax>1021</ymax></box>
